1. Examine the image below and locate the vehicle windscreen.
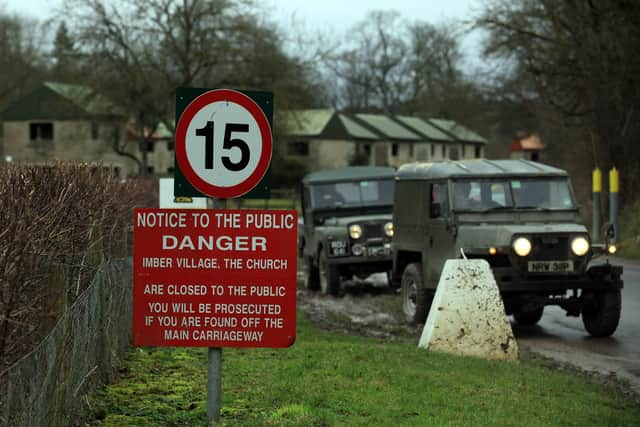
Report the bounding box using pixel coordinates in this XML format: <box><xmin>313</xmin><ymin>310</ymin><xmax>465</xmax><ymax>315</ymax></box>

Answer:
<box><xmin>452</xmin><ymin>178</ymin><xmax>575</xmax><ymax>211</ymax></box>
<box><xmin>311</xmin><ymin>179</ymin><xmax>394</xmax><ymax>209</ymax></box>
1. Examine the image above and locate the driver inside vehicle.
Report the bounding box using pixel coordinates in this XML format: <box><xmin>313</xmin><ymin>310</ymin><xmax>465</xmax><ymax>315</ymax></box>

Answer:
<box><xmin>320</xmin><ymin>187</ymin><xmax>345</xmax><ymax>206</ymax></box>
<box><xmin>453</xmin><ymin>182</ymin><xmax>479</xmax><ymax>209</ymax></box>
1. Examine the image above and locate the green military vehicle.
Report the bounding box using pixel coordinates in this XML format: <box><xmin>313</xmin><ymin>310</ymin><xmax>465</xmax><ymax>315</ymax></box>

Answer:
<box><xmin>300</xmin><ymin>166</ymin><xmax>395</xmax><ymax>295</ymax></box>
<box><xmin>391</xmin><ymin>159</ymin><xmax>623</xmax><ymax>337</ymax></box>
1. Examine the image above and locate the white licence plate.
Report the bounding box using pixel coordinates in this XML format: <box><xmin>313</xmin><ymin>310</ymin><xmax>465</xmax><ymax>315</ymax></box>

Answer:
<box><xmin>528</xmin><ymin>260</ymin><xmax>574</xmax><ymax>273</ymax></box>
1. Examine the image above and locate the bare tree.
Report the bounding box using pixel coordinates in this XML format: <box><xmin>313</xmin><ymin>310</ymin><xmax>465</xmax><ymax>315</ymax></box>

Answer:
<box><xmin>62</xmin><ymin>0</ymin><xmax>321</xmax><ymax>174</ymax></box>
<box><xmin>326</xmin><ymin>11</ymin><xmax>465</xmax><ymax>114</ymax></box>
<box><xmin>475</xmin><ymin>0</ymin><xmax>640</xmax><ymax>201</ymax></box>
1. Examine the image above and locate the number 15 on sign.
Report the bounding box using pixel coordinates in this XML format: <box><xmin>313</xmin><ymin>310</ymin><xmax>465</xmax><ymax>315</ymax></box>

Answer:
<box><xmin>175</xmin><ymin>89</ymin><xmax>273</xmax><ymax>199</ymax></box>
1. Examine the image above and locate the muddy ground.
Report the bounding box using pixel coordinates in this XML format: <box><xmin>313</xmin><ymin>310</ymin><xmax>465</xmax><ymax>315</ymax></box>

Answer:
<box><xmin>296</xmin><ymin>273</ymin><xmax>640</xmax><ymax>404</ymax></box>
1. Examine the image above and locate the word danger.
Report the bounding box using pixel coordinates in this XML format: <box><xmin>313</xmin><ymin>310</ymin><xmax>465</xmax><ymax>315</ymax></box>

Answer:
<box><xmin>162</xmin><ymin>234</ymin><xmax>267</xmax><ymax>251</ymax></box>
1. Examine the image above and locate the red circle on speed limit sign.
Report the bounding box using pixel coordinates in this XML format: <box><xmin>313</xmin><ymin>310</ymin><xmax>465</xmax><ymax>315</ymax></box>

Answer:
<box><xmin>175</xmin><ymin>89</ymin><xmax>273</xmax><ymax>198</ymax></box>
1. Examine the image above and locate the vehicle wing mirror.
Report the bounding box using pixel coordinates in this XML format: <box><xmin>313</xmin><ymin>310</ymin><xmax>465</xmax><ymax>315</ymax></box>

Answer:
<box><xmin>430</xmin><ymin>203</ymin><xmax>441</xmax><ymax>218</ymax></box>
<box><xmin>604</xmin><ymin>223</ymin><xmax>616</xmax><ymax>241</ymax></box>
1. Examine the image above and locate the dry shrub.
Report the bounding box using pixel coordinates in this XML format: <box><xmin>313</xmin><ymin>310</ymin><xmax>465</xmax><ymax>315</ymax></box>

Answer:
<box><xmin>0</xmin><ymin>162</ymin><xmax>153</xmax><ymax>370</ymax></box>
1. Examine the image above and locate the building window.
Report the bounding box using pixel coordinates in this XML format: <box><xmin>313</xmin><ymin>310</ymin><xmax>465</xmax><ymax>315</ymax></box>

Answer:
<box><xmin>363</xmin><ymin>144</ymin><xmax>371</xmax><ymax>156</ymax></box>
<box><xmin>287</xmin><ymin>140</ymin><xmax>309</xmax><ymax>156</ymax></box>
<box><xmin>409</xmin><ymin>143</ymin><xmax>414</xmax><ymax>157</ymax></box>
<box><xmin>91</xmin><ymin>122</ymin><xmax>99</xmax><ymax>140</ymax></box>
<box><xmin>167</xmin><ymin>167</ymin><xmax>175</xmax><ymax>173</ymax></box>
<box><xmin>391</xmin><ymin>143</ymin><xmax>398</xmax><ymax>156</ymax></box>
<box><xmin>450</xmin><ymin>147</ymin><xmax>459</xmax><ymax>160</ymax></box>
<box><xmin>147</xmin><ymin>166</ymin><xmax>154</xmax><ymax>174</ymax></box>
<box><xmin>441</xmin><ymin>144</ymin><xmax>446</xmax><ymax>158</ymax></box>
<box><xmin>30</xmin><ymin>123</ymin><xmax>53</xmax><ymax>140</ymax></box>
<box><xmin>475</xmin><ymin>145</ymin><xmax>482</xmax><ymax>158</ymax></box>
<box><xmin>431</xmin><ymin>144</ymin><xmax>435</xmax><ymax>157</ymax></box>
<box><xmin>145</xmin><ymin>141</ymin><xmax>155</xmax><ymax>152</ymax></box>
<box><xmin>167</xmin><ymin>141</ymin><xmax>175</xmax><ymax>151</ymax></box>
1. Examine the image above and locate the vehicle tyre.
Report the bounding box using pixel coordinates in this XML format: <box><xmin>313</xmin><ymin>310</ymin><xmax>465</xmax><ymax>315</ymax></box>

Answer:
<box><xmin>319</xmin><ymin>250</ymin><xmax>340</xmax><ymax>295</ymax></box>
<box><xmin>582</xmin><ymin>289</ymin><xmax>621</xmax><ymax>337</ymax></box>
<box><xmin>303</xmin><ymin>256</ymin><xmax>320</xmax><ymax>291</ymax></box>
<box><xmin>401</xmin><ymin>263</ymin><xmax>432</xmax><ymax>324</ymax></box>
<box><xmin>513</xmin><ymin>306</ymin><xmax>544</xmax><ymax>325</ymax></box>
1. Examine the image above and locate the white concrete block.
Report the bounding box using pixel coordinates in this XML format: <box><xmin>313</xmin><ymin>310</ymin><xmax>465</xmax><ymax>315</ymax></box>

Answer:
<box><xmin>418</xmin><ymin>259</ymin><xmax>519</xmax><ymax>361</ymax></box>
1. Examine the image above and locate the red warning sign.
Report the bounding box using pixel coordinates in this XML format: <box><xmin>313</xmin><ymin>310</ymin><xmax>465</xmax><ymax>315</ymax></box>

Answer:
<box><xmin>132</xmin><ymin>208</ymin><xmax>297</xmax><ymax>348</ymax></box>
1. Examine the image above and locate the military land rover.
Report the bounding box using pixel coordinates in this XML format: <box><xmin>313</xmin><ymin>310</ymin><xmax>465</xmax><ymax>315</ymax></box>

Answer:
<box><xmin>300</xmin><ymin>167</ymin><xmax>395</xmax><ymax>295</ymax></box>
<box><xmin>391</xmin><ymin>159</ymin><xmax>623</xmax><ymax>337</ymax></box>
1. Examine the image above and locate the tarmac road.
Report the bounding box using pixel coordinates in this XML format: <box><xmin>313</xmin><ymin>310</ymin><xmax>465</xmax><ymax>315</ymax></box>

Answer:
<box><xmin>513</xmin><ymin>256</ymin><xmax>640</xmax><ymax>395</ymax></box>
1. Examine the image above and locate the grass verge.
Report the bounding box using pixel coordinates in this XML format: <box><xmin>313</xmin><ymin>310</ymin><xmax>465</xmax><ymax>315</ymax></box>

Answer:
<box><xmin>86</xmin><ymin>313</ymin><xmax>640</xmax><ymax>426</ymax></box>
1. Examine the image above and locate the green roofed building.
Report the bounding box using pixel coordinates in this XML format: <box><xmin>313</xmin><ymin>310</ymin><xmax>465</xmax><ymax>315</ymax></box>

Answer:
<box><xmin>280</xmin><ymin>109</ymin><xmax>381</xmax><ymax>171</ymax></box>
<box><xmin>0</xmin><ymin>82</ymin><xmax>140</xmax><ymax>176</ymax></box>
<box><xmin>280</xmin><ymin>109</ymin><xmax>488</xmax><ymax>172</ymax></box>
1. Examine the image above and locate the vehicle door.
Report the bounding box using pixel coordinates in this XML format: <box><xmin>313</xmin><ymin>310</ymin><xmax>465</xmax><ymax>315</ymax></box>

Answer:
<box><xmin>425</xmin><ymin>181</ymin><xmax>456</xmax><ymax>284</ymax></box>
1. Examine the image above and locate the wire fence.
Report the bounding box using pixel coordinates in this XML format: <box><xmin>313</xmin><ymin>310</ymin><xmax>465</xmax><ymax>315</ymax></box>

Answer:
<box><xmin>0</xmin><ymin>259</ymin><xmax>133</xmax><ymax>427</ymax></box>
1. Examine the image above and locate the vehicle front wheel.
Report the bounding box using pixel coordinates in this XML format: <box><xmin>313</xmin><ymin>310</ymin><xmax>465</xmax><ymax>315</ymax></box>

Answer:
<box><xmin>401</xmin><ymin>263</ymin><xmax>432</xmax><ymax>324</ymax></box>
<box><xmin>319</xmin><ymin>250</ymin><xmax>340</xmax><ymax>295</ymax></box>
<box><xmin>303</xmin><ymin>256</ymin><xmax>320</xmax><ymax>291</ymax></box>
<box><xmin>513</xmin><ymin>306</ymin><xmax>544</xmax><ymax>325</ymax></box>
<box><xmin>582</xmin><ymin>289</ymin><xmax>621</xmax><ymax>337</ymax></box>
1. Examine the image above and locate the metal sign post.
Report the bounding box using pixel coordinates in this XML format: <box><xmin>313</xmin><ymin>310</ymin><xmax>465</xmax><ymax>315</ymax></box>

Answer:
<box><xmin>208</xmin><ymin>347</ymin><xmax>222</xmax><ymax>424</ymax></box>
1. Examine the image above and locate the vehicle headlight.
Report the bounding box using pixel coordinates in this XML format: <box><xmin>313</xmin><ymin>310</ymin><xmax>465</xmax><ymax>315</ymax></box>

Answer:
<box><xmin>513</xmin><ymin>237</ymin><xmax>532</xmax><ymax>257</ymax></box>
<box><xmin>608</xmin><ymin>244</ymin><xmax>617</xmax><ymax>254</ymax></box>
<box><xmin>349</xmin><ymin>224</ymin><xmax>362</xmax><ymax>239</ymax></box>
<box><xmin>571</xmin><ymin>237</ymin><xmax>590</xmax><ymax>256</ymax></box>
<box><xmin>384</xmin><ymin>222</ymin><xmax>394</xmax><ymax>237</ymax></box>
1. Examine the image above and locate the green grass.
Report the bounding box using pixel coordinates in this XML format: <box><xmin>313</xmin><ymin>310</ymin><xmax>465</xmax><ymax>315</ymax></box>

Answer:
<box><xmin>86</xmin><ymin>314</ymin><xmax>640</xmax><ymax>426</ymax></box>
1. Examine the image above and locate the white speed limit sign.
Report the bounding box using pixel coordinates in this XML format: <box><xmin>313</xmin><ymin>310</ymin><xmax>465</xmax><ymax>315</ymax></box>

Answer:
<box><xmin>175</xmin><ymin>89</ymin><xmax>273</xmax><ymax>198</ymax></box>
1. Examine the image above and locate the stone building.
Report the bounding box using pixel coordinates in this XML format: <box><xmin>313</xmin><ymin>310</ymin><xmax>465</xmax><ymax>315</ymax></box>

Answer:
<box><xmin>280</xmin><ymin>109</ymin><xmax>488</xmax><ymax>172</ymax></box>
<box><xmin>0</xmin><ymin>82</ymin><xmax>139</xmax><ymax>176</ymax></box>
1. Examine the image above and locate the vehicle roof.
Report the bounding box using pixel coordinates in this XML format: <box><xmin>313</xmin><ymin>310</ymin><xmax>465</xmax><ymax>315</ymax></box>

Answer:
<box><xmin>303</xmin><ymin>166</ymin><xmax>396</xmax><ymax>184</ymax></box>
<box><xmin>396</xmin><ymin>159</ymin><xmax>568</xmax><ymax>180</ymax></box>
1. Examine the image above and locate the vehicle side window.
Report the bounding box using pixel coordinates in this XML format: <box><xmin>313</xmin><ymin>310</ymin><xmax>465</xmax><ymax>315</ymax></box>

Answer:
<box><xmin>430</xmin><ymin>183</ymin><xmax>449</xmax><ymax>218</ymax></box>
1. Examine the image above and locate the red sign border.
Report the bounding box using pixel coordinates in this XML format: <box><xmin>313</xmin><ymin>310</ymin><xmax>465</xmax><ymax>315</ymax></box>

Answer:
<box><xmin>175</xmin><ymin>89</ymin><xmax>273</xmax><ymax>198</ymax></box>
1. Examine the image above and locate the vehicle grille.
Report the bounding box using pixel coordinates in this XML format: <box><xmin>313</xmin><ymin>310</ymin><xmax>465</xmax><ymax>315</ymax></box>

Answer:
<box><xmin>529</xmin><ymin>235</ymin><xmax>569</xmax><ymax>261</ymax></box>
<box><xmin>363</xmin><ymin>223</ymin><xmax>384</xmax><ymax>239</ymax></box>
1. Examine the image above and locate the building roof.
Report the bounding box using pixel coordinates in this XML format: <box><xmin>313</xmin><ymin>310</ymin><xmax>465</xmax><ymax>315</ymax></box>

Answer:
<box><xmin>279</xmin><ymin>109</ymin><xmax>488</xmax><ymax>144</ymax></box>
<box><xmin>337</xmin><ymin>114</ymin><xmax>379</xmax><ymax>140</ymax></box>
<box><xmin>428</xmin><ymin>118</ymin><xmax>488</xmax><ymax>144</ymax></box>
<box><xmin>394</xmin><ymin>116</ymin><xmax>454</xmax><ymax>141</ymax></box>
<box><xmin>282</xmin><ymin>109</ymin><xmax>335</xmax><ymax>136</ymax></box>
<box><xmin>1</xmin><ymin>82</ymin><xmax>124</xmax><ymax>121</ymax></box>
<box><xmin>353</xmin><ymin>114</ymin><xmax>422</xmax><ymax>141</ymax></box>
<box><xmin>303</xmin><ymin>166</ymin><xmax>396</xmax><ymax>184</ymax></box>
<box><xmin>396</xmin><ymin>159</ymin><xmax>567</xmax><ymax>180</ymax></box>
